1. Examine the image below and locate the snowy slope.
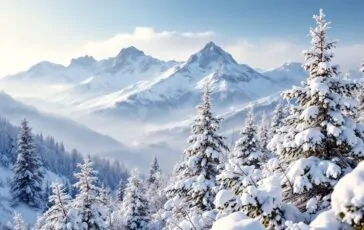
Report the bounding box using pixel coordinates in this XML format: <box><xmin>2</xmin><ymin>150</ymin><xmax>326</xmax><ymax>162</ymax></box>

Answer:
<box><xmin>0</xmin><ymin>91</ymin><xmax>125</xmax><ymax>155</ymax></box>
<box><xmin>0</xmin><ymin>166</ymin><xmax>66</xmax><ymax>225</ymax></box>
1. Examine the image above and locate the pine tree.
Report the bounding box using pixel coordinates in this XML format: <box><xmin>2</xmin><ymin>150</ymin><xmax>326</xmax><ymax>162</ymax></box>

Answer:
<box><xmin>269</xmin><ymin>9</ymin><xmax>364</xmax><ymax>216</ymax></box>
<box><xmin>42</xmin><ymin>181</ymin><xmax>52</xmax><ymax>211</ymax></box>
<box><xmin>216</xmin><ymin>111</ymin><xmax>285</xmax><ymax>229</ymax></box>
<box><xmin>258</xmin><ymin>113</ymin><xmax>270</xmax><ymax>157</ymax></box>
<box><xmin>10</xmin><ymin>119</ymin><xmax>44</xmax><ymax>208</ymax></box>
<box><xmin>357</xmin><ymin>59</ymin><xmax>364</xmax><ymax>123</ymax></box>
<box><xmin>164</xmin><ymin>83</ymin><xmax>229</xmax><ymax>229</ymax></box>
<box><xmin>146</xmin><ymin>156</ymin><xmax>161</xmax><ymax>185</ymax></box>
<box><xmin>99</xmin><ymin>185</ymin><xmax>114</xmax><ymax>229</ymax></box>
<box><xmin>12</xmin><ymin>212</ymin><xmax>26</xmax><ymax>230</ymax></box>
<box><xmin>73</xmin><ymin>157</ymin><xmax>107</xmax><ymax>229</ymax></box>
<box><xmin>119</xmin><ymin>170</ymin><xmax>149</xmax><ymax>230</ymax></box>
<box><xmin>115</xmin><ymin>178</ymin><xmax>126</xmax><ymax>202</ymax></box>
<box><xmin>145</xmin><ymin>156</ymin><xmax>166</xmax><ymax>216</ymax></box>
<box><xmin>218</xmin><ymin>111</ymin><xmax>264</xmax><ymax>195</ymax></box>
<box><xmin>36</xmin><ymin>183</ymin><xmax>72</xmax><ymax>229</ymax></box>
<box><xmin>270</xmin><ymin>102</ymin><xmax>285</xmax><ymax>137</ymax></box>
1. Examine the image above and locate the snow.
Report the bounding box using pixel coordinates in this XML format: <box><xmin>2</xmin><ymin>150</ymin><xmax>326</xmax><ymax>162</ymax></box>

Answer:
<box><xmin>212</xmin><ymin>212</ymin><xmax>265</xmax><ymax>230</ymax></box>
<box><xmin>286</xmin><ymin>157</ymin><xmax>341</xmax><ymax>194</ymax></box>
<box><xmin>0</xmin><ymin>165</ymin><xmax>65</xmax><ymax>225</ymax></box>
<box><xmin>300</xmin><ymin>106</ymin><xmax>319</xmax><ymax>121</ymax></box>
<box><xmin>215</xmin><ymin>190</ymin><xmax>236</xmax><ymax>208</ymax></box>
<box><xmin>310</xmin><ymin>210</ymin><xmax>351</xmax><ymax>230</ymax></box>
<box><xmin>294</xmin><ymin>128</ymin><xmax>324</xmax><ymax>151</ymax></box>
<box><xmin>331</xmin><ymin>161</ymin><xmax>364</xmax><ymax>227</ymax></box>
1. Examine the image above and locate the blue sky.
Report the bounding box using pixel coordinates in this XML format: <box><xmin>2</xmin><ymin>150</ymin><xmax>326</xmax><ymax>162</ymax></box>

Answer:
<box><xmin>1</xmin><ymin>0</ymin><xmax>363</xmax><ymax>75</ymax></box>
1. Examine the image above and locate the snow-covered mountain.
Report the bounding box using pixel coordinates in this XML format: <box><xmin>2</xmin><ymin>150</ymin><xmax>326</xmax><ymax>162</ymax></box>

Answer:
<box><xmin>78</xmin><ymin>42</ymin><xmax>292</xmax><ymax>120</ymax></box>
<box><xmin>262</xmin><ymin>61</ymin><xmax>307</xmax><ymax>85</ymax></box>
<box><xmin>0</xmin><ymin>91</ymin><xmax>125</xmax><ymax>154</ymax></box>
<box><xmin>2</xmin><ymin>42</ymin><xmax>308</xmax><ymax>122</ymax></box>
<box><xmin>1</xmin><ymin>57</ymin><xmax>96</xmax><ymax>84</ymax></box>
<box><xmin>51</xmin><ymin>47</ymin><xmax>179</xmax><ymax>105</ymax></box>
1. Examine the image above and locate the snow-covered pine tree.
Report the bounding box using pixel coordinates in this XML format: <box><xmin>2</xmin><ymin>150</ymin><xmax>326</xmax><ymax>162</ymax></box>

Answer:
<box><xmin>73</xmin><ymin>157</ymin><xmax>107</xmax><ymax>229</ymax></box>
<box><xmin>36</xmin><ymin>183</ymin><xmax>72</xmax><ymax>229</ymax></box>
<box><xmin>42</xmin><ymin>180</ymin><xmax>52</xmax><ymax>211</ymax></box>
<box><xmin>10</xmin><ymin>119</ymin><xmax>44</xmax><ymax>208</ymax></box>
<box><xmin>258</xmin><ymin>113</ymin><xmax>270</xmax><ymax>158</ymax></box>
<box><xmin>146</xmin><ymin>156</ymin><xmax>166</xmax><ymax>216</ymax></box>
<box><xmin>119</xmin><ymin>169</ymin><xmax>149</xmax><ymax>230</ymax></box>
<box><xmin>115</xmin><ymin>178</ymin><xmax>126</xmax><ymax>202</ymax></box>
<box><xmin>12</xmin><ymin>212</ymin><xmax>27</xmax><ymax>230</ymax></box>
<box><xmin>147</xmin><ymin>155</ymin><xmax>161</xmax><ymax>185</ymax></box>
<box><xmin>99</xmin><ymin>185</ymin><xmax>114</xmax><ymax>229</ymax></box>
<box><xmin>218</xmin><ymin>110</ymin><xmax>264</xmax><ymax>195</ymax></box>
<box><xmin>269</xmin><ymin>9</ymin><xmax>364</xmax><ymax>216</ymax></box>
<box><xmin>215</xmin><ymin>110</ymin><xmax>285</xmax><ymax>229</ymax></box>
<box><xmin>164</xmin><ymin>83</ymin><xmax>229</xmax><ymax>229</ymax></box>
<box><xmin>357</xmin><ymin>59</ymin><xmax>364</xmax><ymax>123</ymax></box>
<box><xmin>270</xmin><ymin>102</ymin><xmax>285</xmax><ymax>137</ymax></box>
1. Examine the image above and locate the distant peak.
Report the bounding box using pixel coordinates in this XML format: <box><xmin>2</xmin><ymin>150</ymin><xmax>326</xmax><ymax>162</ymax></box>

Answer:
<box><xmin>187</xmin><ymin>41</ymin><xmax>237</xmax><ymax>68</ymax></box>
<box><xmin>203</xmin><ymin>41</ymin><xmax>219</xmax><ymax>49</ymax></box>
<box><xmin>117</xmin><ymin>46</ymin><xmax>145</xmax><ymax>59</ymax></box>
<box><xmin>70</xmin><ymin>55</ymin><xmax>96</xmax><ymax>67</ymax></box>
<box><xmin>29</xmin><ymin>61</ymin><xmax>65</xmax><ymax>71</ymax></box>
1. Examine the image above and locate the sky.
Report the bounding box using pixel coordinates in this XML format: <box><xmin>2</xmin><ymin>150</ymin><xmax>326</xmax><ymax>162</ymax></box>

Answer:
<box><xmin>0</xmin><ymin>0</ymin><xmax>363</xmax><ymax>76</ymax></box>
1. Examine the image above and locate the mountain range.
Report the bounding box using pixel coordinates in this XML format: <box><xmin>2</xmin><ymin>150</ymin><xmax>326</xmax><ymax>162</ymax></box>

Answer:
<box><xmin>1</xmin><ymin>42</ymin><xmax>307</xmax><ymax>120</ymax></box>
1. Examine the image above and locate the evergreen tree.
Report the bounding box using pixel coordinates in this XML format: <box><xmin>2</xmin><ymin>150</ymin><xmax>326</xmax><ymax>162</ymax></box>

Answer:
<box><xmin>12</xmin><ymin>212</ymin><xmax>26</xmax><ymax>230</ymax></box>
<box><xmin>146</xmin><ymin>157</ymin><xmax>167</xmax><ymax>220</ymax></box>
<box><xmin>357</xmin><ymin>59</ymin><xmax>364</xmax><ymax>123</ymax></box>
<box><xmin>118</xmin><ymin>170</ymin><xmax>149</xmax><ymax>230</ymax></box>
<box><xmin>218</xmin><ymin>111</ymin><xmax>264</xmax><ymax>195</ymax></box>
<box><xmin>10</xmin><ymin>119</ymin><xmax>44</xmax><ymax>208</ymax></box>
<box><xmin>216</xmin><ymin>111</ymin><xmax>285</xmax><ymax>228</ymax></box>
<box><xmin>164</xmin><ymin>83</ymin><xmax>229</xmax><ymax>229</ymax></box>
<box><xmin>42</xmin><ymin>181</ymin><xmax>52</xmax><ymax>211</ymax></box>
<box><xmin>146</xmin><ymin>156</ymin><xmax>161</xmax><ymax>185</ymax></box>
<box><xmin>270</xmin><ymin>102</ymin><xmax>285</xmax><ymax>137</ymax></box>
<box><xmin>72</xmin><ymin>157</ymin><xmax>107</xmax><ymax>229</ymax></box>
<box><xmin>115</xmin><ymin>178</ymin><xmax>126</xmax><ymax>202</ymax></box>
<box><xmin>36</xmin><ymin>183</ymin><xmax>72</xmax><ymax>229</ymax></box>
<box><xmin>258</xmin><ymin>113</ymin><xmax>270</xmax><ymax>157</ymax></box>
<box><xmin>99</xmin><ymin>185</ymin><xmax>114</xmax><ymax>229</ymax></box>
<box><xmin>145</xmin><ymin>156</ymin><xmax>166</xmax><ymax>216</ymax></box>
<box><xmin>269</xmin><ymin>9</ymin><xmax>364</xmax><ymax>216</ymax></box>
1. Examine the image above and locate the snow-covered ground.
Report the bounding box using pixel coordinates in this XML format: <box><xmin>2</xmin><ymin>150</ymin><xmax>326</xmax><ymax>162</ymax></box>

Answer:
<box><xmin>0</xmin><ymin>166</ymin><xmax>65</xmax><ymax>225</ymax></box>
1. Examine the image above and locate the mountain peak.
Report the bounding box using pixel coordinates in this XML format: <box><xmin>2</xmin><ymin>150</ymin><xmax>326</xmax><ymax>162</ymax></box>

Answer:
<box><xmin>70</xmin><ymin>55</ymin><xmax>96</xmax><ymax>67</ymax></box>
<box><xmin>279</xmin><ymin>61</ymin><xmax>304</xmax><ymax>71</ymax></box>
<box><xmin>28</xmin><ymin>61</ymin><xmax>65</xmax><ymax>72</ymax></box>
<box><xmin>117</xmin><ymin>46</ymin><xmax>145</xmax><ymax>59</ymax></box>
<box><xmin>187</xmin><ymin>41</ymin><xmax>237</xmax><ymax>68</ymax></box>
